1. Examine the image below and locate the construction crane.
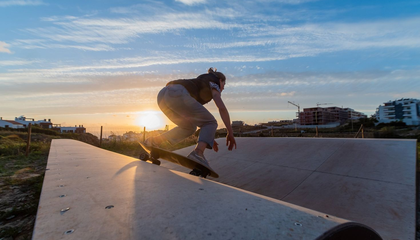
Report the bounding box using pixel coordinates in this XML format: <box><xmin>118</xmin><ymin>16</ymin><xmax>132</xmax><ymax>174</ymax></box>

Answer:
<box><xmin>316</xmin><ymin>102</ymin><xmax>333</xmax><ymax>107</ymax></box>
<box><xmin>288</xmin><ymin>101</ymin><xmax>300</xmax><ymax>113</ymax></box>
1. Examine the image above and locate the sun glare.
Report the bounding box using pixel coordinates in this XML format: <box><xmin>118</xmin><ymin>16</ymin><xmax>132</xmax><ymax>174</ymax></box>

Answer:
<box><xmin>136</xmin><ymin>111</ymin><xmax>164</xmax><ymax>130</ymax></box>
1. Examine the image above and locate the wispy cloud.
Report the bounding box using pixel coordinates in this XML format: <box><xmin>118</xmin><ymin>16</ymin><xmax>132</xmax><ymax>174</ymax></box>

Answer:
<box><xmin>175</xmin><ymin>0</ymin><xmax>207</xmax><ymax>6</ymax></box>
<box><xmin>0</xmin><ymin>41</ymin><xmax>12</xmax><ymax>53</ymax></box>
<box><xmin>0</xmin><ymin>0</ymin><xmax>45</xmax><ymax>7</ymax></box>
<box><xmin>15</xmin><ymin>41</ymin><xmax>115</xmax><ymax>51</ymax></box>
<box><xmin>1</xmin><ymin>65</ymin><xmax>418</xmax><ymax>122</ymax></box>
<box><xmin>201</xmin><ymin>17</ymin><xmax>420</xmax><ymax>58</ymax></box>
<box><xmin>2</xmin><ymin>67</ymin><xmax>419</xmax><ymax>102</ymax></box>
<box><xmin>16</xmin><ymin>2</ymin><xmax>420</xmax><ymax>60</ymax></box>
<box><xmin>0</xmin><ymin>60</ymin><xmax>39</xmax><ymax>66</ymax></box>
<box><xmin>257</xmin><ymin>0</ymin><xmax>319</xmax><ymax>4</ymax></box>
<box><xmin>24</xmin><ymin>13</ymin><xmax>237</xmax><ymax>45</ymax></box>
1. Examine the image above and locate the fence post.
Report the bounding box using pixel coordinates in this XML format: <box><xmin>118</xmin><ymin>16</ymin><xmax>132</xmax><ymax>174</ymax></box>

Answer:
<box><xmin>316</xmin><ymin>126</ymin><xmax>319</xmax><ymax>138</ymax></box>
<box><xmin>362</xmin><ymin>125</ymin><xmax>364</xmax><ymax>138</ymax></box>
<box><xmin>99</xmin><ymin>126</ymin><xmax>103</xmax><ymax>147</ymax></box>
<box><xmin>354</xmin><ymin>124</ymin><xmax>363</xmax><ymax>138</ymax></box>
<box><xmin>143</xmin><ymin>127</ymin><xmax>146</xmax><ymax>142</ymax></box>
<box><xmin>26</xmin><ymin>123</ymin><xmax>32</xmax><ymax>157</ymax></box>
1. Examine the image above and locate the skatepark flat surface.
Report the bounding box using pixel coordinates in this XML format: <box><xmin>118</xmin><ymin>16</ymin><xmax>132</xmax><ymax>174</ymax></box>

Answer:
<box><xmin>32</xmin><ymin>139</ymin><xmax>367</xmax><ymax>240</ymax></box>
<box><xmin>32</xmin><ymin>137</ymin><xmax>416</xmax><ymax>240</ymax></box>
<box><xmin>163</xmin><ymin>137</ymin><xmax>417</xmax><ymax>240</ymax></box>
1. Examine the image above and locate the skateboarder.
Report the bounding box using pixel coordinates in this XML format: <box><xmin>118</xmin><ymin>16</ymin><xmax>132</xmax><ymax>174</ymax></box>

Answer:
<box><xmin>145</xmin><ymin>67</ymin><xmax>237</xmax><ymax>167</ymax></box>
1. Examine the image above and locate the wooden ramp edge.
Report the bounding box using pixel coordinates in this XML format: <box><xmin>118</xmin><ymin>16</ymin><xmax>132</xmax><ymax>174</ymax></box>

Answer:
<box><xmin>33</xmin><ymin>139</ymin><xmax>381</xmax><ymax>240</ymax></box>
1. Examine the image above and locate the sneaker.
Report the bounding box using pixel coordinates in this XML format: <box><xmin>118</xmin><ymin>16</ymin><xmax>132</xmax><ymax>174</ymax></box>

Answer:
<box><xmin>187</xmin><ymin>151</ymin><xmax>210</xmax><ymax>167</ymax></box>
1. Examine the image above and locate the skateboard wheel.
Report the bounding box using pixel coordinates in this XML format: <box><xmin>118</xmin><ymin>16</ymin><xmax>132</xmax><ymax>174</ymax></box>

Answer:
<box><xmin>200</xmin><ymin>171</ymin><xmax>209</xmax><ymax>178</ymax></box>
<box><xmin>139</xmin><ymin>153</ymin><xmax>149</xmax><ymax>161</ymax></box>
<box><xmin>189</xmin><ymin>170</ymin><xmax>200</xmax><ymax>176</ymax></box>
<box><xmin>152</xmin><ymin>160</ymin><xmax>161</xmax><ymax>166</ymax></box>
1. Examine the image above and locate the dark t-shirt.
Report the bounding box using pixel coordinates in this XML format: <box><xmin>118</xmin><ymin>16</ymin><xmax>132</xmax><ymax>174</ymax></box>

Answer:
<box><xmin>167</xmin><ymin>73</ymin><xmax>221</xmax><ymax>105</ymax></box>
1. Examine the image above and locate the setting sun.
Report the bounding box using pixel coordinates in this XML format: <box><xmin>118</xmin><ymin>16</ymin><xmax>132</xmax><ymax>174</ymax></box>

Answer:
<box><xmin>135</xmin><ymin>111</ymin><xmax>164</xmax><ymax>130</ymax></box>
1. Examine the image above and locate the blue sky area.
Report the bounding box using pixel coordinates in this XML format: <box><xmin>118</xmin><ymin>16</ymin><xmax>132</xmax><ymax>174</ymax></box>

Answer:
<box><xmin>1</xmin><ymin>0</ymin><xmax>419</xmax><ymax>132</ymax></box>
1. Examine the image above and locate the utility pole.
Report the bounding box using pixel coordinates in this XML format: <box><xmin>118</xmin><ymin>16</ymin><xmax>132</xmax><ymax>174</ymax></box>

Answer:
<box><xmin>25</xmin><ymin>123</ymin><xmax>32</xmax><ymax>157</ymax></box>
<box><xmin>99</xmin><ymin>126</ymin><xmax>103</xmax><ymax>147</ymax></box>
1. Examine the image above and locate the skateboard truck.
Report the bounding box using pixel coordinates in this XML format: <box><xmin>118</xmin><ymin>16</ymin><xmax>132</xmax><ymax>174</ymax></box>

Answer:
<box><xmin>189</xmin><ymin>168</ymin><xmax>210</xmax><ymax>178</ymax></box>
<box><xmin>139</xmin><ymin>152</ymin><xmax>161</xmax><ymax>166</ymax></box>
<box><xmin>140</xmin><ymin>151</ymin><xmax>208</xmax><ymax>177</ymax></box>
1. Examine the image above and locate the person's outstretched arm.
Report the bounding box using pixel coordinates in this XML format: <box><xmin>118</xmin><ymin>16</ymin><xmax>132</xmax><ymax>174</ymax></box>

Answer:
<box><xmin>212</xmin><ymin>89</ymin><xmax>237</xmax><ymax>151</ymax></box>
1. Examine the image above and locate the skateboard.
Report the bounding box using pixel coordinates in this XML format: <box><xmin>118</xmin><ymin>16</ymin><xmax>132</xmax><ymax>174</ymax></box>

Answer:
<box><xmin>138</xmin><ymin>142</ymin><xmax>219</xmax><ymax>178</ymax></box>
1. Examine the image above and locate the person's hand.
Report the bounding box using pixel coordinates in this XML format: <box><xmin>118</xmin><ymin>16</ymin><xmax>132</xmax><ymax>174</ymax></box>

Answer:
<box><xmin>213</xmin><ymin>140</ymin><xmax>219</xmax><ymax>152</ymax></box>
<box><xmin>226</xmin><ymin>133</ymin><xmax>237</xmax><ymax>151</ymax></box>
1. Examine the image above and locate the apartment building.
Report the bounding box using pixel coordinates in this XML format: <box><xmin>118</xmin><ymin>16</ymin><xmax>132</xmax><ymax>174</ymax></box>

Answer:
<box><xmin>232</xmin><ymin>121</ymin><xmax>245</xmax><ymax>127</ymax></box>
<box><xmin>299</xmin><ymin>107</ymin><xmax>366</xmax><ymax>125</ymax></box>
<box><xmin>52</xmin><ymin>124</ymin><xmax>86</xmax><ymax>133</ymax></box>
<box><xmin>376</xmin><ymin>98</ymin><xmax>420</xmax><ymax>125</ymax></box>
<box><xmin>0</xmin><ymin>117</ymin><xmax>25</xmax><ymax>129</ymax></box>
<box><xmin>14</xmin><ymin>116</ymin><xmax>53</xmax><ymax>129</ymax></box>
<box><xmin>1</xmin><ymin>115</ymin><xmax>86</xmax><ymax>133</ymax></box>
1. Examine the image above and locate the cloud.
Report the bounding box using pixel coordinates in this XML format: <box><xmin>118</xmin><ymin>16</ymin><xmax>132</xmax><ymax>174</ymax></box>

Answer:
<box><xmin>279</xmin><ymin>91</ymin><xmax>296</xmax><ymax>97</ymax></box>
<box><xmin>392</xmin><ymin>91</ymin><xmax>420</xmax><ymax>99</ymax></box>
<box><xmin>259</xmin><ymin>0</ymin><xmax>319</xmax><ymax>4</ymax></box>
<box><xmin>1</xmin><ymin>68</ymin><xmax>418</xmax><ymax>112</ymax></box>
<box><xmin>175</xmin><ymin>0</ymin><xmax>207</xmax><ymax>6</ymax></box>
<box><xmin>15</xmin><ymin>1</ymin><xmax>420</xmax><ymax>58</ymax></box>
<box><xmin>0</xmin><ymin>42</ymin><xmax>12</xmax><ymax>53</ymax></box>
<box><xmin>20</xmin><ymin>13</ymin><xmax>238</xmax><ymax>48</ymax></box>
<box><xmin>193</xmin><ymin>17</ymin><xmax>420</xmax><ymax>61</ymax></box>
<box><xmin>0</xmin><ymin>67</ymin><xmax>416</xmax><ymax>125</ymax></box>
<box><xmin>0</xmin><ymin>60</ymin><xmax>38</xmax><ymax>66</ymax></box>
<box><xmin>0</xmin><ymin>0</ymin><xmax>45</xmax><ymax>7</ymax></box>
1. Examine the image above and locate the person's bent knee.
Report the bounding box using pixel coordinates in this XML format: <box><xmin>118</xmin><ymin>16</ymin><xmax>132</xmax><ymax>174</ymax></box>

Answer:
<box><xmin>210</xmin><ymin>118</ymin><xmax>218</xmax><ymax>129</ymax></box>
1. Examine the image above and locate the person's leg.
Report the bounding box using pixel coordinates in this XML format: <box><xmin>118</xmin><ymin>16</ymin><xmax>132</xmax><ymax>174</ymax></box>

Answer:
<box><xmin>194</xmin><ymin>141</ymin><xmax>209</xmax><ymax>157</ymax></box>
<box><xmin>158</xmin><ymin>85</ymin><xmax>218</xmax><ymax>154</ymax></box>
<box><xmin>153</xmin><ymin>85</ymin><xmax>198</xmax><ymax>146</ymax></box>
<box><xmin>176</xmin><ymin>89</ymin><xmax>217</xmax><ymax>157</ymax></box>
<box><xmin>150</xmin><ymin>84</ymin><xmax>217</xmax><ymax>166</ymax></box>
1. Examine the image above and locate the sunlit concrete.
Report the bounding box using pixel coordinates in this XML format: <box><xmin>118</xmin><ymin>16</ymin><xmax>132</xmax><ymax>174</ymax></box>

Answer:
<box><xmin>164</xmin><ymin>137</ymin><xmax>416</xmax><ymax>240</ymax></box>
<box><xmin>33</xmin><ymin>139</ymin><xmax>380</xmax><ymax>240</ymax></box>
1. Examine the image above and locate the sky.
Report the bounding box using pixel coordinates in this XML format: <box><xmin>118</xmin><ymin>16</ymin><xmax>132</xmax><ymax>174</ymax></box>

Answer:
<box><xmin>1</xmin><ymin>0</ymin><xmax>419</xmax><ymax>135</ymax></box>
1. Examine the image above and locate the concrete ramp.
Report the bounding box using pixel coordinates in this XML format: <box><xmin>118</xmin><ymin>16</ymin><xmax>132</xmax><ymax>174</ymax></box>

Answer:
<box><xmin>33</xmin><ymin>139</ymin><xmax>381</xmax><ymax>240</ymax></box>
<box><xmin>163</xmin><ymin>137</ymin><xmax>416</xmax><ymax>240</ymax></box>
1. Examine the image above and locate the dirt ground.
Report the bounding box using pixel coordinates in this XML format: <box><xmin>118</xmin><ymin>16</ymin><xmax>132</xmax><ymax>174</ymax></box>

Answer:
<box><xmin>0</xmin><ymin>156</ymin><xmax>47</xmax><ymax>240</ymax></box>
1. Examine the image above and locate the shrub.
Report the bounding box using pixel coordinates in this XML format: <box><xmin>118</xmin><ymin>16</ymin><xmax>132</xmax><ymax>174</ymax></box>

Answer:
<box><xmin>0</xmin><ymin>136</ymin><xmax>26</xmax><ymax>156</ymax></box>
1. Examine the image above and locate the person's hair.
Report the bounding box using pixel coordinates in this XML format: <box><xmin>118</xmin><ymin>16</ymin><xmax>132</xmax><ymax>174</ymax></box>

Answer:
<box><xmin>208</xmin><ymin>67</ymin><xmax>226</xmax><ymax>82</ymax></box>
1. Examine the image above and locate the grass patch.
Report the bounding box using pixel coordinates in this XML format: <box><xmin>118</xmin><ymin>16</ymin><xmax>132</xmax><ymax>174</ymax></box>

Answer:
<box><xmin>0</xmin><ymin>128</ymin><xmax>98</xmax><ymax>240</ymax></box>
<box><xmin>0</xmin><ymin>226</ymin><xmax>22</xmax><ymax>239</ymax></box>
<box><xmin>0</xmin><ymin>153</ymin><xmax>48</xmax><ymax>178</ymax></box>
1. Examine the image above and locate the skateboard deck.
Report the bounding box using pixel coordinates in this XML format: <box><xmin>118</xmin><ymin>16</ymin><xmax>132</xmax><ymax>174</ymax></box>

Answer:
<box><xmin>138</xmin><ymin>142</ymin><xmax>219</xmax><ymax>178</ymax></box>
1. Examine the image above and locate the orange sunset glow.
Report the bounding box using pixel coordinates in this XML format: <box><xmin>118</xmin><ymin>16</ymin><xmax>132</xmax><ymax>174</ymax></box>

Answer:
<box><xmin>135</xmin><ymin>111</ymin><xmax>165</xmax><ymax>130</ymax></box>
